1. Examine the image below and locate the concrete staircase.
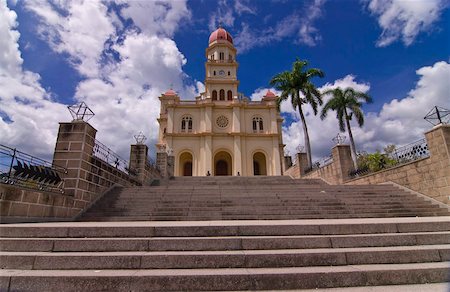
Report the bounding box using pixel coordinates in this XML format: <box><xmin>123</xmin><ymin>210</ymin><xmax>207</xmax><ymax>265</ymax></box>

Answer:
<box><xmin>1</xmin><ymin>218</ymin><xmax>449</xmax><ymax>290</ymax></box>
<box><xmin>80</xmin><ymin>176</ymin><xmax>450</xmax><ymax>221</ymax></box>
<box><xmin>2</xmin><ymin>177</ymin><xmax>449</xmax><ymax>290</ymax></box>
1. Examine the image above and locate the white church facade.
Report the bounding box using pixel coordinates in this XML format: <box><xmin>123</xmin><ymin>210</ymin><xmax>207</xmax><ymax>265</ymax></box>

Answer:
<box><xmin>156</xmin><ymin>27</ymin><xmax>285</xmax><ymax>176</ymax></box>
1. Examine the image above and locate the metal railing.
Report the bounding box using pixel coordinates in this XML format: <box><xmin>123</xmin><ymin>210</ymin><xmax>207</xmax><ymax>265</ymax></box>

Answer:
<box><xmin>349</xmin><ymin>138</ymin><xmax>430</xmax><ymax>178</ymax></box>
<box><xmin>305</xmin><ymin>154</ymin><xmax>333</xmax><ymax>174</ymax></box>
<box><xmin>146</xmin><ymin>156</ymin><xmax>160</xmax><ymax>173</ymax></box>
<box><xmin>92</xmin><ymin>140</ymin><xmax>130</xmax><ymax>174</ymax></box>
<box><xmin>0</xmin><ymin>144</ymin><xmax>67</xmax><ymax>194</ymax></box>
<box><xmin>389</xmin><ymin>138</ymin><xmax>429</xmax><ymax>163</ymax></box>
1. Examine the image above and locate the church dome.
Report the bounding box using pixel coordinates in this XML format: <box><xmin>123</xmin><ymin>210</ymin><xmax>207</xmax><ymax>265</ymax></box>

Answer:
<box><xmin>164</xmin><ymin>89</ymin><xmax>177</xmax><ymax>96</ymax></box>
<box><xmin>209</xmin><ymin>27</ymin><xmax>233</xmax><ymax>44</ymax></box>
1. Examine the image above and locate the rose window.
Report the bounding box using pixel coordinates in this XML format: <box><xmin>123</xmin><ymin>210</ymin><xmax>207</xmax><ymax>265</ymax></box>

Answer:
<box><xmin>216</xmin><ymin>115</ymin><xmax>229</xmax><ymax>128</ymax></box>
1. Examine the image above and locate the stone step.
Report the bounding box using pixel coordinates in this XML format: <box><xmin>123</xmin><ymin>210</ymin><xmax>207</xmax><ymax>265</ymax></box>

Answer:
<box><xmin>1</xmin><ymin>262</ymin><xmax>449</xmax><ymax>291</ymax></box>
<box><xmin>4</xmin><ymin>218</ymin><xmax>450</xmax><ymax>238</ymax></box>
<box><xmin>2</xmin><ymin>231</ymin><xmax>449</xmax><ymax>252</ymax></box>
<box><xmin>2</xmin><ymin>245</ymin><xmax>449</xmax><ymax>270</ymax></box>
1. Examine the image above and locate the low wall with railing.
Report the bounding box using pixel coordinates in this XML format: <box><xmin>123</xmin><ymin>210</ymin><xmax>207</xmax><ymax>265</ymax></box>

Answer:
<box><xmin>285</xmin><ymin>124</ymin><xmax>449</xmax><ymax>205</ymax></box>
<box><xmin>1</xmin><ymin>120</ymin><xmax>162</xmax><ymax>222</ymax></box>
<box><xmin>53</xmin><ymin>122</ymin><xmax>142</xmax><ymax>216</ymax></box>
<box><xmin>345</xmin><ymin>125</ymin><xmax>450</xmax><ymax>204</ymax></box>
<box><xmin>0</xmin><ymin>144</ymin><xmax>78</xmax><ymax>222</ymax></box>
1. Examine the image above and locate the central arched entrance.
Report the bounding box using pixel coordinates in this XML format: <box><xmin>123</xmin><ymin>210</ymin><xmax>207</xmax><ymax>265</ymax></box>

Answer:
<box><xmin>179</xmin><ymin>152</ymin><xmax>193</xmax><ymax>176</ymax></box>
<box><xmin>253</xmin><ymin>152</ymin><xmax>267</xmax><ymax>175</ymax></box>
<box><xmin>214</xmin><ymin>151</ymin><xmax>232</xmax><ymax>176</ymax></box>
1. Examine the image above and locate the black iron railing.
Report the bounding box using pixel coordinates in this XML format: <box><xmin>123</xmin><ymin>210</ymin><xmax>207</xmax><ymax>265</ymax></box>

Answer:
<box><xmin>389</xmin><ymin>138</ymin><xmax>429</xmax><ymax>163</ymax></box>
<box><xmin>349</xmin><ymin>138</ymin><xmax>430</xmax><ymax>178</ymax></box>
<box><xmin>305</xmin><ymin>154</ymin><xmax>333</xmax><ymax>174</ymax></box>
<box><xmin>146</xmin><ymin>156</ymin><xmax>160</xmax><ymax>173</ymax></box>
<box><xmin>0</xmin><ymin>144</ymin><xmax>67</xmax><ymax>193</ymax></box>
<box><xmin>92</xmin><ymin>139</ymin><xmax>130</xmax><ymax>174</ymax></box>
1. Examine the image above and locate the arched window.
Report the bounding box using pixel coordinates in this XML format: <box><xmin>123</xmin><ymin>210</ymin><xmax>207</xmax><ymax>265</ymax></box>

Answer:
<box><xmin>212</xmin><ymin>90</ymin><xmax>217</xmax><ymax>101</ymax></box>
<box><xmin>219</xmin><ymin>52</ymin><xmax>224</xmax><ymax>60</ymax></box>
<box><xmin>252</xmin><ymin>117</ymin><xmax>264</xmax><ymax>133</ymax></box>
<box><xmin>181</xmin><ymin>116</ymin><xmax>193</xmax><ymax>132</ymax></box>
<box><xmin>213</xmin><ymin>71</ymin><xmax>216</xmax><ymax>76</ymax></box>
<box><xmin>219</xmin><ymin>89</ymin><xmax>225</xmax><ymax>101</ymax></box>
<box><xmin>228</xmin><ymin>71</ymin><xmax>230</xmax><ymax>76</ymax></box>
<box><xmin>227</xmin><ymin>90</ymin><xmax>232</xmax><ymax>101</ymax></box>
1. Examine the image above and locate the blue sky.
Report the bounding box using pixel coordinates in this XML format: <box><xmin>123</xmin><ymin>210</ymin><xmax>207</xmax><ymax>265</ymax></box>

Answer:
<box><xmin>1</xmin><ymin>0</ymin><xmax>449</xmax><ymax>162</ymax></box>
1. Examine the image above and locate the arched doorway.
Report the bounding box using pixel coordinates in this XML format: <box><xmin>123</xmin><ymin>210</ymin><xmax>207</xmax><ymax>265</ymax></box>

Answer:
<box><xmin>214</xmin><ymin>151</ymin><xmax>232</xmax><ymax>176</ymax></box>
<box><xmin>179</xmin><ymin>152</ymin><xmax>193</xmax><ymax>176</ymax></box>
<box><xmin>253</xmin><ymin>152</ymin><xmax>267</xmax><ymax>175</ymax></box>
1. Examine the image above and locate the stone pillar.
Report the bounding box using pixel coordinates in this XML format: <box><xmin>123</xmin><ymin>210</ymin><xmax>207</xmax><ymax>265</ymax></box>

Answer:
<box><xmin>157</xmin><ymin>151</ymin><xmax>167</xmax><ymax>177</ymax></box>
<box><xmin>167</xmin><ymin>155</ymin><xmax>175</xmax><ymax>178</ymax></box>
<box><xmin>52</xmin><ymin>121</ymin><xmax>96</xmax><ymax>204</ymax></box>
<box><xmin>156</xmin><ymin>151</ymin><xmax>175</xmax><ymax>178</ymax></box>
<box><xmin>297</xmin><ymin>152</ymin><xmax>309</xmax><ymax>176</ymax></box>
<box><xmin>424</xmin><ymin>124</ymin><xmax>450</xmax><ymax>201</ymax></box>
<box><xmin>331</xmin><ymin>144</ymin><xmax>353</xmax><ymax>183</ymax></box>
<box><xmin>284</xmin><ymin>156</ymin><xmax>292</xmax><ymax>171</ymax></box>
<box><xmin>129</xmin><ymin>144</ymin><xmax>148</xmax><ymax>184</ymax></box>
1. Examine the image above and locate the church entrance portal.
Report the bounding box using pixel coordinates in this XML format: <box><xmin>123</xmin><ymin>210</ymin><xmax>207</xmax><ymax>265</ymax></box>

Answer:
<box><xmin>179</xmin><ymin>152</ymin><xmax>193</xmax><ymax>176</ymax></box>
<box><xmin>214</xmin><ymin>151</ymin><xmax>232</xmax><ymax>176</ymax></box>
<box><xmin>253</xmin><ymin>152</ymin><xmax>267</xmax><ymax>175</ymax></box>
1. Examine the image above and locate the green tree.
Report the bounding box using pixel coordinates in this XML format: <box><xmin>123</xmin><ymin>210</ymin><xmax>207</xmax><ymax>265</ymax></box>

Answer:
<box><xmin>320</xmin><ymin>87</ymin><xmax>373</xmax><ymax>169</ymax></box>
<box><xmin>270</xmin><ymin>59</ymin><xmax>324</xmax><ymax>168</ymax></box>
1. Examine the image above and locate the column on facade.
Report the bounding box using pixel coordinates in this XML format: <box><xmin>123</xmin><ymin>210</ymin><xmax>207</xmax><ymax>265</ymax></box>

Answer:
<box><xmin>232</xmin><ymin>106</ymin><xmax>242</xmax><ymax>175</ymax></box>
<box><xmin>272</xmin><ymin>136</ymin><xmax>281</xmax><ymax>175</ymax></box>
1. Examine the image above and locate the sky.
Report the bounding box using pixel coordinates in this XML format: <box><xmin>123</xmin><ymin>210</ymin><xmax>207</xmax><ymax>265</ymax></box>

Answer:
<box><xmin>1</xmin><ymin>0</ymin><xmax>449</xmax><ymax>163</ymax></box>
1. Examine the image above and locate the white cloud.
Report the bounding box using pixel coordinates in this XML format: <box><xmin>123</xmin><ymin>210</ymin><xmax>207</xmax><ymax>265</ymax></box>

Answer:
<box><xmin>119</xmin><ymin>0</ymin><xmax>191</xmax><ymax>37</ymax></box>
<box><xmin>209</xmin><ymin>0</ymin><xmax>236</xmax><ymax>31</ymax></box>
<box><xmin>276</xmin><ymin>62</ymin><xmax>450</xmax><ymax>162</ymax></box>
<box><xmin>234</xmin><ymin>0</ymin><xmax>257</xmax><ymax>15</ymax></box>
<box><xmin>0</xmin><ymin>1</ymin><xmax>67</xmax><ymax>159</ymax></box>
<box><xmin>364</xmin><ymin>0</ymin><xmax>449</xmax><ymax>47</ymax></box>
<box><xmin>235</xmin><ymin>0</ymin><xmax>325</xmax><ymax>52</ymax></box>
<box><xmin>2</xmin><ymin>0</ymin><xmax>197</xmax><ymax>161</ymax></box>
<box><xmin>25</xmin><ymin>0</ymin><xmax>115</xmax><ymax>77</ymax></box>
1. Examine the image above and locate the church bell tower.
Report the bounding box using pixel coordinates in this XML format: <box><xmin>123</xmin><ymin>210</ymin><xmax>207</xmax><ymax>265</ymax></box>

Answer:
<box><xmin>205</xmin><ymin>26</ymin><xmax>239</xmax><ymax>101</ymax></box>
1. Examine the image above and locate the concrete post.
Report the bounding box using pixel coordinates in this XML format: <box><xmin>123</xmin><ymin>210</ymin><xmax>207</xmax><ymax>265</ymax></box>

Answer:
<box><xmin>331</xmin><ymin>144</ymin><xmax>353</xmax><ymax>183</ymax></box>
<box><xmin>156</xmin><ymin>151</ymin><xmax>168</xmax><ymax>177</ymax></box>
<box><xmin>284</xmin><ymin>156</ymin><xmax>292</xmax><ymax>171</ymax></box>
<box><xmin>129</xmin><ymin>144</ymin><xmax>148</xmax><ymax>184</ymax></box>
<box><xmin>296</xmin><ymin>152</ymin><xmax>309</xmax><ymax>176</ymax></box>
<box><xmin>52</xmin><ymin>121</ymin><xmax>97</xmax><ymax>204</ymax></box>
<box><xmin>424</xmin><ymin>124</ymin><xmax>450</xmax><ymax>201</ymax></box>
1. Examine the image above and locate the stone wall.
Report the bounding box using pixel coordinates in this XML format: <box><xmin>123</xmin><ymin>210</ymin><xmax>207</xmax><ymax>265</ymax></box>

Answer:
<box><xmin>345</xmin><ymin>125</ymin><xmax>450</xmax><ymax>204</ymax></box>
<box><xmin>284</xmin><ymin>124</ymin><xmax>450</xmax><ymax>205</ymax></box>
<box><xmin>0</xmin><ymin>185</ymin><xmax>78</xmax><ymax>222</ymax></box>
<box><xmin>52</xmin><ymin>121</ymin><xmax>140</xmax><ymax>215</ymax></box>
<box><xmin>1</xmin><ymin>120</ymin><xmax>164</xmax><ymax>222</ymax></box>
<box><xmin>285</xmin><ymin>145</ymin><xmax>352</xmax><ymax>185</ymax></box>
<box><xmin>129</xmin><ymin>144</ymin><xmax>162</xmax><ymax>185</ymax></box>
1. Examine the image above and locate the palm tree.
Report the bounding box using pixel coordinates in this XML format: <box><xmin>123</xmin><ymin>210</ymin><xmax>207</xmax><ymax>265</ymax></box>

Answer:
<box><xmin>270</xmin><ymin>59</ymin><xmax>324</xmax><ymax>168</ymax></box>
<box><xmin>320</xmin><ymin>87</ymin><xmax>373</xmax><ymax>169</ymax></box>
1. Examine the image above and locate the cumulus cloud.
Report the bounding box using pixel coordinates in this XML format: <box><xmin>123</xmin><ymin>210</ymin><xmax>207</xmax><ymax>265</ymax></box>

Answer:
<box><xmin>25</xmin><ymin>1</ymin><xmax>115</xmax><ymax>77</ymax></box>
<box><xmin>119</xmin><ymin>1</ymin><xmax>191</xmax><ymax>37</ymax></box>
<box><xmin>363</xmin><ymin>0</ymin><xmax>449</xmax><ymax>47</ymax></box>
<box><xmin>1</xmin><ymin>0</ymin><xmax>197</xmax><ymax>161</ymax></box>
<box><xmin>270</xmin><ymin>62</ymin><xmax>450</xmax><ymax>162</ymax></box>
<box><xmin>0</xmin><ymin>1</ymin><xmax>67</xmax><ymax>159</ymax></box>
<box><xmin>235</xmin><ymin>0</ymin><xmax>325</xmax><ymax>52</ymax></box>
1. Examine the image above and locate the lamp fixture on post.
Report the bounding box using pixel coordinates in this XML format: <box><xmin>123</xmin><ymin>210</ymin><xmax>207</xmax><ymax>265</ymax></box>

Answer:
<box><xmin>332</xmin><ymin>133</ymin><xmax>346</xmax><ymax>145</ymax></box>
<box><xmin>424</xmin><ymin>106</ymin><xmax>449</xmax><ymax>126</ymax></box>
<box><xmin>67</xmin><ymin>102</ymin><xmax>94</xmax><ymax>122</ymax></box>
<box><xmin>134</xmin><ymin>132</ymin><xmax>147</xmax><ymax>145</ymax></box>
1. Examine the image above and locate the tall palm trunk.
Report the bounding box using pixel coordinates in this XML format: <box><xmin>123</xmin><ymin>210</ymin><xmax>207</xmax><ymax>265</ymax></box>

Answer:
<box><xmin>344</xmin><ymin>109</ymin><xmax>358</xmax><ymax>169</ymax></box>
<box><xmin>298</xmin><ymin>105</ymin><xmax>312</xmax><ymax>168</ymax></box>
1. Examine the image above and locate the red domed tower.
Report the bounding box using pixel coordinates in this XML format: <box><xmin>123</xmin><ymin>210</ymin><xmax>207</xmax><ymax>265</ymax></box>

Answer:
<box><xmin>205</xmin><ymin>26</ymin><xmax>239</xmax><ymax>102</ymax></box>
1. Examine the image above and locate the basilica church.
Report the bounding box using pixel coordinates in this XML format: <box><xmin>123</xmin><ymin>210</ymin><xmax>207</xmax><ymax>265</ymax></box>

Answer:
<box><xmin>156</xmin><ymin>27</ymin><xmax>285</xmax><ymax>176</ymax></box>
